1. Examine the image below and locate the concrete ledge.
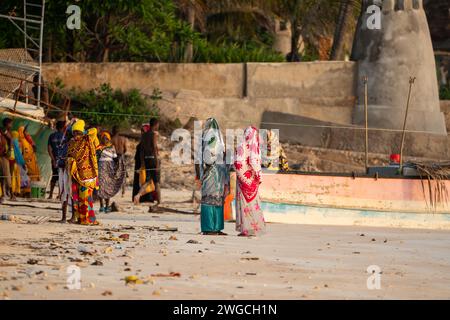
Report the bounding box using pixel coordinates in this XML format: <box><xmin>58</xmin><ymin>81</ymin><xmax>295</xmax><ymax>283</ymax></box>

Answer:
<box><xmin>247</xmin><ymin>62</ymin><xmax>357</xmax><ymax>101</ymax></box>
<box><xmin>43</xmin><ymin>63</ymin><xmax>245</xmax><ymax>98</ymax></box>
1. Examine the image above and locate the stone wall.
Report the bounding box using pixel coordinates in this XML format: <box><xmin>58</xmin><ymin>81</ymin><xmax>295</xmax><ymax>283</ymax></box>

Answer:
<box><xmin>43</xmin><ymin>63</ymin><xmax>245</xmax><ymax>98</ymax></box>
<box><xmin>247</xmin><ymin>62</ymin><xmax>357</xmax><ymax>106</ymax></box>
<box><xmin>42</xmin><ymin>62</ymin><xmax>357</xmax><ymax>102</ymax></box>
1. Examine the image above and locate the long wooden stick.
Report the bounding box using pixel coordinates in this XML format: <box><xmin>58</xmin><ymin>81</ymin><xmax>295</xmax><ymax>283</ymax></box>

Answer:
<box><xmin>399</xmin><ymin>77</ymin><xmax>416</xmax><ymax>172</ymax></box>
<box><xmin>363</xmin><ymin>76</ymin><xmax>369</xmax><ymax>173</ymax></box>
<box><xmin>13</xmin><ymin>80</ymin><xmax>23</xmax><ymax>113</ymax></box>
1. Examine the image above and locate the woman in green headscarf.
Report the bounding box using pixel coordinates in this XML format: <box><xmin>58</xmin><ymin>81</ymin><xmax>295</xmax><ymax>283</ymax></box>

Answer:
<box><xmin>195</xmin><ymin>118</ymin><xmax>230</xmax><ymax>235</ymax></box>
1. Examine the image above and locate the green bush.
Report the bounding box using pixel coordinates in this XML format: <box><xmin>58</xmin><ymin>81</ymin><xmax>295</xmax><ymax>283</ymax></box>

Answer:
<box><xmin>193</xmin><ymin>39</ymin><xmax>285</xmax><ymax>63</ymax></box>
<box><xmin>68</xmin><ymin>83</ymin><xmax>159</xmax><ymax>129</ymax></box>
<box><xmin>440</xmin><ymin>86</ymin><xmax>450</xmax><ymax>100</ymax></box>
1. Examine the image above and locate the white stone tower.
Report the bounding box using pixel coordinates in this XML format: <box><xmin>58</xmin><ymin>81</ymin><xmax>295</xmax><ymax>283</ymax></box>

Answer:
<box><xmin>352</xmin><ymin>0</ymin><xmax>446</xmax><ymax>135</ymax></box>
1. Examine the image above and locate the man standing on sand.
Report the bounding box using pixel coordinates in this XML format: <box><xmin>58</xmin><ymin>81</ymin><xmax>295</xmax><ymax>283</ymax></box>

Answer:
<box><xmin>111</xmin><ymin>125</ymin><xmax>128</xmax><ymax>196</ymax></box>
<box><xmin>47</xmin><ymin>121</ymin><xmax>67</xmax><ymax>199</ymax></box>
<box><xmin>133</xmin><ymin>118</ymin><xmax>161</xmax><ymax>212</ymax></box>
<box><xmin>0</xmin><ymin>118</ymin><xmax>14</xmax><ymax>202</ymax></box>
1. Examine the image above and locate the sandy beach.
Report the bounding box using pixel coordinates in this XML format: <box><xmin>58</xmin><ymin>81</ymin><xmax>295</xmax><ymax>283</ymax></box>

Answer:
<box><xmin>1</xmin><ymin>188</ymin><xmax>450</xmax><ymax>300</ymax></box>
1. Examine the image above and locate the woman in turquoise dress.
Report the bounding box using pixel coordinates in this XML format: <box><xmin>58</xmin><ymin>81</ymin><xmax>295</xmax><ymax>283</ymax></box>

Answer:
<box><xmin>196</xmin><ymin>118</ymin><xmax>229</xmax><ymax>235</ymax></box>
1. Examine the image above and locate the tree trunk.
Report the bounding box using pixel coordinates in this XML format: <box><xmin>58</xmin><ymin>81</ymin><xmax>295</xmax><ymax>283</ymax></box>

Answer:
<box><xmin>330</xmin><ymin>0</ymin><xmax>353</xmax><ymax>60</ymax></box>
<box><xmin>102</xmin><ymin>46</ymin><xmax>110</xmax><ymax>62</ymax></box>
<box><xmin>66</xmin><ymin>29</ymin><xmax>76</xmax><ymax>62</ymax></box>
<box><xmin>288</xmin><ymin>20</ymin><xmax>301</xmax><ymax>62</ymax></box>
<box><xmin>184</xmin><ymin>6</ymin><xmax>196</xmax><ymax>63</ymax></box>
<box><xmin>45</xmin><ymin>33</ymin><xmax>52</xmax><ymax>62</ymax></box>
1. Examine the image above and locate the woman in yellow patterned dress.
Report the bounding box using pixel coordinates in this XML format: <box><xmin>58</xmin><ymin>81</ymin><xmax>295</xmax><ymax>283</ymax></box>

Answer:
<box><xmin>67</xmin><ymin>119</ymin><xmax>99</xmax><ymax>225</ymax></box>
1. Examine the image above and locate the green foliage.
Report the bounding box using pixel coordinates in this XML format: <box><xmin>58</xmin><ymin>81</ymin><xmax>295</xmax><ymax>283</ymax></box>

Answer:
<box><xmin>68</xmin><ymin>83</ymin><xmax>158</xmax><ymax>129</ymax></box>
<box><xmin>0</xmin><ymin>0</ymin><xmax>357</xmax><ymax>63</ymax></box>
<box><xmin>194</xmin><ymin>39</ymin><xmax>285</xmax><ymax>63</ymax></box>
<box><xmin>440</xmin><ymin>86</ymin><xmax>450</xmax><ymax>100</ymax></box>
<box><xmin>300</xmin><ymin>45</ymin><xmax>320</xmax><ymax>62</ymax></box>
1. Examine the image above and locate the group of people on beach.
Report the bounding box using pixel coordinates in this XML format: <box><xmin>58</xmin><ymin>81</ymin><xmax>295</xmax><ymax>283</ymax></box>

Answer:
<box><xmin>0</xmin><ymin>116</ymin><xmax>266</xmax><ymax>237</ymax></box>
<box><xmin>196</xmin><ymin>118</ymin><xmax>266</xmax><ymax>237</ymax></box>
<box><xmin>0</xmin><ymin>118</ymin><xmax>41</xmax><ymax>201</ymax></box>
<box><xmin>0</xmin><ymin>117</ymin><xmax>133</xmax><ymax>225</ymax></box>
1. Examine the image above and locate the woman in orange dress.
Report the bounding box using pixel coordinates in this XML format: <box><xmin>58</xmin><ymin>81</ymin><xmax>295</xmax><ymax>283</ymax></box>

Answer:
<box><xmin>18</xmin><ymin>126</ymin><xmax>40</xmax><ymax>183</ymax></box>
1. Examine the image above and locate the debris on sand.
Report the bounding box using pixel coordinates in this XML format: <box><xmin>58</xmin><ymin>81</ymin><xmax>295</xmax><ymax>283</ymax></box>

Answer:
<box><xmin>77</xmin><ymin>246</ymin><xmax>94</xmax><ymax>255</ymax></box>
<box><xmin>0</xmin><ymin>262</ymin><xmax>17</xmax><ymax>267</ymax></box>
<box><xmin>99</xmin><ymin>236</ymin><xmax>121</xmax><ymax>242</ymax></box>
<box><xmin>240</xmin><ymin>257</ymin><xmax>259</xmax><ymax>261</ymax></box>
<box><xmin>102</xmin><ymin>290</ymin><xmax>113</xmax><ymax>296</ymax></box>
<box><xmin>68</xmin><ymin>257</ymin><xmax>83</xmax><ymax>262</ymax></box>
<box><xmin>119</xmin><ymin>234</ymin><xmax>130</xmax><ymax>241</ymax></box>
<box><xmin>27</xmin><ymin>259</ymin><xmax>39</xmax><ymax>265</ymax></box>
<box><xmin>169</xmin><ymin>235</ymin><xmax>178</xmax><ymax>241</ymax></box>
<box><xmin>186</xmin><ymin>240</ymin><xmax>199</xmax><ymax>244</ymax></box>
<box><xmin>124</xmin><ymin>275</ymin><xmax>143</xmax><ymax>285</ymax></box>
<box><xmin>104</xmin><ymin>247</ymin><xmax>113</xmax><ymax>254</ymax></box>
<box><xmin>1</xmin><ymin>214</ymin><xmax>22</xmax><ymax>223</ymax></box>
<box><xmin>124</xmin><ymin>275</ymin><xmax>155</xmax><ymax>285</ymax></box>
<box><xmin>151</xmin><ymin>272</ymin><xmax>181</xmax><ymax>278</ymax></box>
<box><xmin>91</xmin><ymin>260</ymin><xmax>103</xmax><ymax>266</ymax></box>
<box><xmin>143</xmin><ymin>226</ymin><xmax>178</xmax><ymax>232</ymax></box>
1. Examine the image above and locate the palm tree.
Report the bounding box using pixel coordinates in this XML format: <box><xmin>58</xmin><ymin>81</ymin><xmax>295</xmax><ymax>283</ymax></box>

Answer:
<box><xmin>274</xmin><ymin>0</ymin><xmax>342</xmax><ymax>61</ymax></box>
<box><xmin>174</xmin><ymin>0</ymin><xmax>275</xmax><ymax>62</ymax></box>
<box><xmin>174</xmin><ymin>0</ymin><xmax>351</xmax><ymax>62</ymax></box>
<box><xmin>330</xmin><ymin>0</ymin><xmax>361</xmax><ymax>60</ymax></box>
<box><xmin>173</xmin><ymin>0</ymin><xmax>207</xmax><ymax>62</ymax></box>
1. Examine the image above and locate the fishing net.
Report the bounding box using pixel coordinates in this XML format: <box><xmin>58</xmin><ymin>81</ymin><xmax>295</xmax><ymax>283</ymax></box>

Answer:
<box><xmin>410</xmin><ymin>161</ymin><xmax>450</xmax><ymax>211</ymax></box>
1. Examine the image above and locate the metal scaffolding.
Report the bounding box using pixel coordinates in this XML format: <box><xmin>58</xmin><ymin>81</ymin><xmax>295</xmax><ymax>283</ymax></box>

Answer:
<box><xmin>0</xmin><ymin>0</ymin><xmax>46</xmax><ymax>107</ymax></box>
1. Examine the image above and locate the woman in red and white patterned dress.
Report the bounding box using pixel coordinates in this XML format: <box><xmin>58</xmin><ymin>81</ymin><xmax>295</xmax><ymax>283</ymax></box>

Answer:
<box><xmin>234</xmin><ymin>126</ymin><xmax>266</xmax><ymax>237</ymax></box>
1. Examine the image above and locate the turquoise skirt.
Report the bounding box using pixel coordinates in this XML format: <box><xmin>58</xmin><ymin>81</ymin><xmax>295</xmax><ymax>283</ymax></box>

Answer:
<box><xmin>200</xmin><ymin>204</ymin><xmax>224</xmax><ymax>232</ymax></box>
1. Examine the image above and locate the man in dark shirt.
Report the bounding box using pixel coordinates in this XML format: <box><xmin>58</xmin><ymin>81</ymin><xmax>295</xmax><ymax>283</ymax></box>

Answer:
<box><xmin>133</xmin><ymin>118</ymin><xmax>161</xmax><ymax>211</ymax></box>
<box><xmin>47</xmin><ymin>121</ymin><xmax>68</xmax><ymax>199</ymax></box>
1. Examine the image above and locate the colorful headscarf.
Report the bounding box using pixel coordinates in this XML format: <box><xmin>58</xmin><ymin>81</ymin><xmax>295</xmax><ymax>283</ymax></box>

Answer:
<box><xmin>101</xmin><ymin>131</ymin><xmax>111</xmax><ymax>141</ymax></box>
<box><xmin>99</xmin><ymin>131</ymin><xmax>113</xmax><ymax>150</ymax></box>
<box><xmin>234</xmin><ymin>126</ymin><xmax>262</xmax><ymax>202</ymax></box>
<box><xmin>18</xmin><ymin>126</ymin><xmax>35</xmax><ymax>148</ymax></box>
<box><xmin>199</xmin><ymin>118</ymin><xmax>225</xmax><ymax>179</ymax></box>
<box><xmin>141</xmin><ymin>123</ymin><xmax>150</xmax><ymax>133</ymax></box>
<box><xmin>72</xmin><ymin>119</ymin><xmax>85</xmax><ymax>133</ymax></box>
